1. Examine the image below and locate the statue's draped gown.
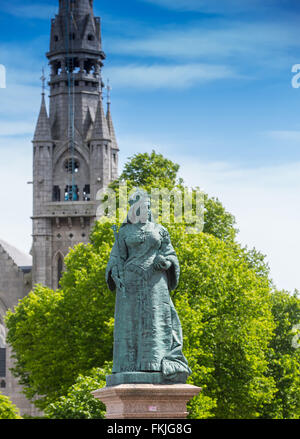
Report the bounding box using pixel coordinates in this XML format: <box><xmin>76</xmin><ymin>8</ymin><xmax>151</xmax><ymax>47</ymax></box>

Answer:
<box><xmin>106</xmin><ymin>220</ymin><xmax>191</xmax><ymax>380</ymax></box>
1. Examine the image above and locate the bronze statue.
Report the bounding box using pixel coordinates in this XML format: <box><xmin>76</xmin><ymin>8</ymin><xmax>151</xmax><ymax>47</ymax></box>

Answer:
<box><xmin>105</xmin><ymin>189</ymin><xmax>191</xmax><ymax>386</ymax></box>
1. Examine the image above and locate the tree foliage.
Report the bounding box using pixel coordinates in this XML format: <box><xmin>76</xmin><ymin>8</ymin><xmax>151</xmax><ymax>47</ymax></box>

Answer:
<box><xmin>6</xmin><ymin>220</ymin><xmax>279</xmax><ymax>418</ymax></box>
<box><xmin>5</xmin><ymin>225</ymin><xmax>115</xmax><ymax>409</ymax></box>
<box><xmin>4</xmin><ymin>151</ymin><xmax>300</xmax><ymax>418</ymax></box>
<box><xmin>45</xmin><ymin>364</ymin><xmax>111</xmax><ymax>419</ymax></box>
<box><xmin>0</xmin><ymin>393</ymin><xmax>21</xmax><ymax>419</ymax></box>
<box><xmin>118</xmin><ymin>150</ymin><xmax>182</xmax><ymax>189</ymax></box>
<box><xmin>109</xmin><ymin>150</ymin><xmax>238</xmax><ymax>242</ymax></box>
<box><xmin>259</xmin><ymin>290</ymin><xmax>300</xmax><ymax>418</ymax></box>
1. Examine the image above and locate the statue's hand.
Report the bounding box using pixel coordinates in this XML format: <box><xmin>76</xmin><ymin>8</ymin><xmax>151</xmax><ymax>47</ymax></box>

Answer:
<box><xmin>154</xmin><ymin>255</ymin><xmax>172</xmax><ymax>271</ymax></box>
<box><xmin>111</xmin><ymin>267</ymin><xmax>124</xmax><ymax>291</ymax></box>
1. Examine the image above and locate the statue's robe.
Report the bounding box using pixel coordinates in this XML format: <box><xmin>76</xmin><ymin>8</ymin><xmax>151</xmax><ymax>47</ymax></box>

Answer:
<box><xmin>106</xmin><ymin>221</ymin><xmax>191</xmax><ymax>380</ymax></box>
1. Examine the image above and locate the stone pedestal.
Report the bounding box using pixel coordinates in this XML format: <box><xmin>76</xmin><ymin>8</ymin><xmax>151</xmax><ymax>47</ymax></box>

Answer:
<box><xmin>92</xmin><ymin>384</ymin><xmax>201</xmax><ymax>419</ymax></box>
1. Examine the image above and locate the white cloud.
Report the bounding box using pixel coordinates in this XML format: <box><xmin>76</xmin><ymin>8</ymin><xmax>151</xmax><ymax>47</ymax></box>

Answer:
<box><xmin>0</xmin><ymin>138</ymin><xmax>33</xmax><ymax>255</ymax></box>
<box><xmin>0</xmin><ymin>2</ymin><xmax>57</xmax><ymax>20</ymax></box>
<box><xmin>267</xmin><ymin>130</ymin><xmax>300</xmax><ymax>142</ymax></box>
<box><xmin>141</xmin><ymin>0</ymin><xmax>276</xmax><ymax>13</ymax></box>
<box><xmin>0</xmin><ymin>42</ymin><xmax>48</xmax><ymax>124</ymax></box>
<box><xmin>104</xmin><ymin>63</ymin><xmax>237</xmax><ymax>89</ymax></box>
<box><xmin>0</xmin><ymin>122</ymin><xmax>35</xmax><ymax>137</ymax></box>
<box><xmin>108</xmin><ymin>20</ymin><xmax>300</xmax><ymax>70</ymax></box>
<box><xmin>175</xmin><ymin>157</ymin><xmax>300</xmax><ymax>292</ymax></box>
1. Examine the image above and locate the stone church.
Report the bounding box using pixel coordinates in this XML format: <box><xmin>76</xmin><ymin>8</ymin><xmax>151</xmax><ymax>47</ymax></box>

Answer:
<box><xmin>0</xmin><ymin>0</ymin><xmax>119</xmax><ymax>415</ymax></box>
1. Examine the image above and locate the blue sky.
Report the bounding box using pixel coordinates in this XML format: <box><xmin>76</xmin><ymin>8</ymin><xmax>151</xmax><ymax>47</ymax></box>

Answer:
<box><xmin>0</xmin><ymin>0</ymin><xmax>300</xmax><ymax>291</ymax></box>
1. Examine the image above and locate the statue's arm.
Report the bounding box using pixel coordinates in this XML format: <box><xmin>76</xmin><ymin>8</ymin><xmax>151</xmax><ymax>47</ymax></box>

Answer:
<box><xmin>155</xmin><ymin>227</ymin><xmax>180</xmax><ymax>291</ymax></box>
<box><xmin>105</xmin><ymin>229</ymin><xmax>128</xmax><ymax>291</ymax></box>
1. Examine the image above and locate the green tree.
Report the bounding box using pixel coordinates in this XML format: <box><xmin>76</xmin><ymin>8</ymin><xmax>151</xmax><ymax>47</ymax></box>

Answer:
<box><xmin>6</xmin><ymin>220</ymin><xmax>277</xmax><ymax>417</ymax></box>
<box><xmin>0</xmin><ymin>393</ymin><xmax>21</xmax><ymax>419</ymax></box>
<box><xmin>118</xmin><ymin>150</ymin><xmax>181</xmax><ymax>190</ymax></box>
<box><xmin>45</xmin><ymin>364</ymin><xmax>111</xmax><ymax>419</ymax></box>
<box><xmin>166</xmin><ymin>224</ymin><xmax>276</xmax><ymax>418</ymax></box>
<box><xmin>5</xmin><ymin>151</ymin><xmax>299</xmax><ymax>418</ymax></box>
<box><xmin>109</xmin><ymin>151</ymin><xmax>238</xmax><ymax>242</ymax></box>
<box><xmin>260</xmin><ymin>290</ymin><xmax>300</xmax><ymax>419</ymax></box>
<box><xmin>6</xmin><ymin>221</ymin><xmax>115</xmax><ymax>409</ymax></box>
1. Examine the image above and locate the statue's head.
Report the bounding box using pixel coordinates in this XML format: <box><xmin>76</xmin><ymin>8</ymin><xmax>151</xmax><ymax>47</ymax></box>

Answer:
<box><xmin>127</xmin><ymin>188</ymin><xmax>151</xmax><ymax>224</ymax></box>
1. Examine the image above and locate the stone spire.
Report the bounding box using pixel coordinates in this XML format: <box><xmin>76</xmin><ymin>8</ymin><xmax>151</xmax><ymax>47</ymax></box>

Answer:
<box><xmin>59</xmin><ymin>0</ymin><xmax>93</xmax><ymax>17</ymax></box>
<box><xmin>33</xmin><ymin>94</ymin><xmax>52</xmax><ymax>141</ymax></box>
<box><xmin>106</xmin><ymin>103</ymin><xmax>119</xmax><ymax>151</ymax></box>
<box><xmin>91</xmin><ymin>96</ymin><xmax>110</xmax><ymax>140</ymax></box>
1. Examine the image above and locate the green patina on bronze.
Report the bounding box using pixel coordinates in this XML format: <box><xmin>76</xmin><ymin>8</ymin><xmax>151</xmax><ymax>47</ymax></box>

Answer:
<box><xmin>105</xmin><ymin>190</ymin><xmax>192</xmax><ymax>386</ymax></box>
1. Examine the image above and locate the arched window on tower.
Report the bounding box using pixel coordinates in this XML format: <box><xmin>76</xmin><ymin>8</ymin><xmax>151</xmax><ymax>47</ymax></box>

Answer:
<box><xmin>64</xmin><ymin>185</ymin><xmax>79</xmax><ymax>201</ymax></box>
<box><xmin>53</xmin><ymin>185</ymin><xmax>61</xmax><ymax>202</ymax></box>
<box><xmin>83</xmin><ymin>185</ymin><xmax>90</xmax><ymax>201</ymax></box>
<box><xmin>57</xmin><ymin>255</ymin><xmax>63</xmax><ymax>289</ymax></box>
<box><xmin>0</xmin><ymin>323</ymin><xmax>6</xmax><ymax>381</ymax></box>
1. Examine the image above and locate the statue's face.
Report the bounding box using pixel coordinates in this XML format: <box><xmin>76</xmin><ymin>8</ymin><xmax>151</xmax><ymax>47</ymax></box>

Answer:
<box><xmin>128</xmin><ymin>192</ymin><xmax>151</xmax><ymax>224</ymax></box>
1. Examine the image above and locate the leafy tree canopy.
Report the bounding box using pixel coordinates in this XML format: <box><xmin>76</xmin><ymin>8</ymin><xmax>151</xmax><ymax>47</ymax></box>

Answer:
<box><xmin>109</xmin><ymin>151</ymin><xmax>238</xmax><ymax>242</ymax></box>
<box><xmin>5</xmin><ymin>151</ymin><xmax>300</xmax><ymax>418</ymax></box>
<box><xmin>0</xmin><ymin>393</ymin><xmax>21</xmax><ymax>419</ymax></box>
<box><xmin>260</xmin><ymin>290</ymin><xmax>300</xmax><ymax>419</ymax></box>
<box><xmin>45</xmin><ymin>363</ymin><xmax>111</xmax><ymax>419</ymax></box>
<box><xmin>6</xmin><ymin>220</ymin><xmax>278</xmax><ymax>417</ymax></box>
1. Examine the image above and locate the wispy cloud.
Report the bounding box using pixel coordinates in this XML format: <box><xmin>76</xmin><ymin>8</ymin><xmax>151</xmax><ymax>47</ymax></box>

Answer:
<box><xmin>104</xmin><ymin>63</ymin><xmax>237</xmax><ymax>89</ymax></box>
<box><xmin>0</xmin><ymin>138</ymin><xmax>32</xmax><ymax>254</ymax></box>
<box><xmin>0</xmin><ymin>41</ymin><xmax>49</xmax><ymax>129</ymax></box>
<box><xmin>141</xmin><ymin>0</ymin><xmax>278</xmax><ymax>14</ymax></box>
<box><xmin>176</xmin><ymin>157</ymin><xmax>300</xmax><ymax>292</ymax></box>
<box><xmin>108</xmin><ymin>20</ymin><xmax>300</xmax><ymax>66</ymax></box>
<box><xmin>0</xmin><ymin>122</ymin><xmax>35</xmax><ymax>137</ymax></box>
<box><xmin>0</xmin><ymin>1</ymin><xmax>57</xmax><ymax>20</ymax></box>
<box><xmin>267</xmin><ymin>130</ymin><xmax>300</xmax><ymax>142</ymax></box>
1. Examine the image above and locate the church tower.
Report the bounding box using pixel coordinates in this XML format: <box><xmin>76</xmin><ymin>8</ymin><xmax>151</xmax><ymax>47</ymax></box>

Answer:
<box><xmin>32</xmin><ymin>0</ymin><xmax>119</xmax><ymax>289</ymax></box>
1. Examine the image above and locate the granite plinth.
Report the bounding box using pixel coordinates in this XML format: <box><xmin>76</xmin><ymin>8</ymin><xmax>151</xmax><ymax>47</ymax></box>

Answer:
<box><xmin>92</xmin><ymin>384</ymin><xmax>202</xmax><ymax>419</ymax></box>
<box><xmin>106</xmin><ymin>372</ymin><xmax>189</xmax><ymax>387</ymax></box>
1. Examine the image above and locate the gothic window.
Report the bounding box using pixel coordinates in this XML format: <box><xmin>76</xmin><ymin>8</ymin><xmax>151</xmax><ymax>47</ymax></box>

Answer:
<box><xmin>64</xmin><ymin>159</ymin><xmax>80</xmax><ymax>174</ymax></box>
<box><xmin>88</xmin><ymin>34</ymin><xmax>95</xmax><ymax>41</ymax></box>
<box><xmin>64</xmin><ymin>185</ymin><xmax>79</xmax><ymax>201</ymax></box>
<box><xmin>0</xmin><ymin>349</ymin><xmax>6</xmax><ymax>377</ymax></box>
<box><xmin>0</xmin><ymin>379</ymin><xmax>5</xmax><ymax>388</ymax></box>
<box><xmin>83</xmin><ymin>185</ymin><xmax>90</xmax><ymax>201</ymax></box>
<box><xmin>53</xmin><ymin>61</ymin><xmax>62</xmax><ymax>75</ymax></box>
<box><xmin>54</xmin><ymin>35</ymin><xmax>59</xmax><ymax>42</ymax></box>
<box><xmin>57</xmin><ymin>255</ymin><xmax>63</xmax><ymax>289</ymax></box>
<box><xmin>0</xmin><ymin>323</ymin><xmax>6</xmax><ymax>378</ymax></box>
<box><xmin>53</xmin><ymin>185</ymin><xmax>61</xmax><ymax>202</ymax></box>
<box><xmin>84</xmin><ymin>59</ymin><xmax>95</xmax><ymax>74</ymax></box>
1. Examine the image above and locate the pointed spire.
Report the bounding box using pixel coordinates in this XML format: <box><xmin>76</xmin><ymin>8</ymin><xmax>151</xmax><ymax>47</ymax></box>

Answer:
<box><xmin>106</xmin><ymin>103</ymin><xmax>119</xmax><ymax>151</ymax></box>
<box><xmin>33</xmin><ymin>94</ymin><xmax>52</xmax><ymax>142</ymax></box>
<box><xmin>105</xmin><ymin>80</ymin><xmax>119</xmax><ymax>150</ymax></box>
<box><xmin>91</xmin><ymin>95</ymin><xmax>110</xmax><ymax>141</ymax></box>
<box><xmin>59</xmin><ymin>0</ymin><xmax>93</xmax><ymax>17</ymax></box>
